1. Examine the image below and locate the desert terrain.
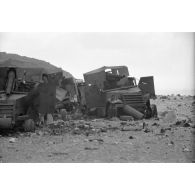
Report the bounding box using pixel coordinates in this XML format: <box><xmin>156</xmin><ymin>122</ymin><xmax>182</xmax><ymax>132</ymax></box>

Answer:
<box><xmin>0</xmin><ymin>95</ymin><xmax>194</xmax><ymax>163</ymax></box>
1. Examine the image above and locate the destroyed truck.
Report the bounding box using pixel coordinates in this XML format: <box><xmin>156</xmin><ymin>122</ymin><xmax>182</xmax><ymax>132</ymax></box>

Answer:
<box><xmin>0</xmin><ymin>59</ymin><xmax>62</xmax><ymax>131</ymax></box>
<box><xmin>82</xmin><ymin>66</ymin><xmax>157</xmax><ymax>119</ymax></box>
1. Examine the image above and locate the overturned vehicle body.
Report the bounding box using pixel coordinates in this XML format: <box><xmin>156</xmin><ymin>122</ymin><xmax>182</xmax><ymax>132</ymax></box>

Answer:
<box><xmin>82</xmin><ymin>66</ymin><xmax>157</xmax><ymax>119</ymax></box>
<box><xmin>0</xmin><ymin>59</ymin><xmax>62</xmax><ymax>130</ymax></box>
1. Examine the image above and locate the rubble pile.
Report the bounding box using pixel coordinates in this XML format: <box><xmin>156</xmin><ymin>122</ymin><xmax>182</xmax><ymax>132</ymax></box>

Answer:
<box><xmin>45</xmin><ymin>119</ymin><xmax>103</xmax><ymax>136</ymax></box>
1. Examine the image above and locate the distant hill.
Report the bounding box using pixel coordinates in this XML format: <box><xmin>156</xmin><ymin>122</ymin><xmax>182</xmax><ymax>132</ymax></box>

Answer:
<box><xmin>0</xmin><ymin>52</ymin><xmax>73</xmax><ymax>78</ymax></box>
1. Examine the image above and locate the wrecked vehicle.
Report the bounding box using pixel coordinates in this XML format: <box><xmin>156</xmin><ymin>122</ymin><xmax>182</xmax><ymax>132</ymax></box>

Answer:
<box><xmin>83</xmin><ymin>66</ymin><xmax>157</xmax><ymax>119</ymax></box>
<box><xmin>55</xmin><ymin>77</ymin><xmax>80</xmax><ymax>113</ymax></box>
<box><xmin>55</xmin><ymin>76</ymin><xmax>88</xmax><ymax>117</ymax></box>
<box><xmin>0</xmin><ymin>59</ymin><xmax>62</xmax><ymax>131</ymax></box>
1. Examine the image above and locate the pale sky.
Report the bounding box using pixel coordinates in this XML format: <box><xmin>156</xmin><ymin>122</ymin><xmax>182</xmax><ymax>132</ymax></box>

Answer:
<box><xmin>0</xmin><ymin>32</ymin><xmax>194</xmax><ymax>95</ymax></box>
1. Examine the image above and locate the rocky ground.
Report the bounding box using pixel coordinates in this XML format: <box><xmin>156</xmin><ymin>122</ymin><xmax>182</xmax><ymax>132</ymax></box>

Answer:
<box><xmin>0</xmin><ymin>95</ymin><xmax>194</xmax><ymax>163</ymax></box>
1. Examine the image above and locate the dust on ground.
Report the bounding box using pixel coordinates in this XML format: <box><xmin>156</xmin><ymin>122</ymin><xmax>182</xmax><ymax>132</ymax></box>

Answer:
<box><xmin>0</xmin><ymin>95</ymin><xmax>194</xmax><ymax>162</ymax></box>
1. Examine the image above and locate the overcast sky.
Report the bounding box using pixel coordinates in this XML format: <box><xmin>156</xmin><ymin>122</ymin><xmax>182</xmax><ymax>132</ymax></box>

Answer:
<box><xmin>0</xmin><ymin>32</ymin><xmax>194</xmax><ymax>95</ymax></box>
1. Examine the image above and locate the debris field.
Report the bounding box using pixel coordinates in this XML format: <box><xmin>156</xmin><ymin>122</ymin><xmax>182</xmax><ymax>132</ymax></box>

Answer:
<box><xmin>0</xmin><ymin>94</ymin><xmax>194</xmax><ymax>162</ymax></box>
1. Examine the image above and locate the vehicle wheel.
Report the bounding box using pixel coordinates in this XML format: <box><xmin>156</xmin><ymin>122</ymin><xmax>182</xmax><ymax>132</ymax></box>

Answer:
<box><xmin>144</xmin><ymin>106</ymin><xmax>152</xmax><ymax>119</ymax></box>
<box><xmin>151</xmin><ymin>104</ymin><xmax>158</xmax><ymax>118</ymax></box>
<box><xmin>24</xmin><ymin>119</ymin><xmax>35</xmax><ymax>132</ymax></box>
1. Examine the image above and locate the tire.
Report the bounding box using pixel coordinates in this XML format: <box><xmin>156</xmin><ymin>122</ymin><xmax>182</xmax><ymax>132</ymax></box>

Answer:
<box><xmin>151</xmin><ymin>104</ymin><xmax>158</xmax><ymax>118</ymax></box>
<box><xmin>144</xmin><ymin>106</ymin><xmax>152</xmax><ymax>119</ymax></box>
<box><xmin>24</xmin><ymin>119</ymin><xmax>35</xmax><ymax>132</ymax></box>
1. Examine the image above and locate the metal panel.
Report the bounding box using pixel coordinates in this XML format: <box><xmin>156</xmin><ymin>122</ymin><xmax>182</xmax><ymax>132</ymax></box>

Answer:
<box><xmin>138</xmin><ymin>76</ymin><xmax>156</xmax><ymax>98</ymax></box>
<box><xmin>84</xmin><ymin>85</ymin><xmax>106</xmax><ymax>109</ymax></box>
<box><xmin>122</xmin><ymin>92</ymin><xmax>145</xmax><ymax>113</ymax></box>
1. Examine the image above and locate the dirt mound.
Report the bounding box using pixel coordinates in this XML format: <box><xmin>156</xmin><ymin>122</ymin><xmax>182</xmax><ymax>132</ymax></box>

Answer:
<box><xmin>0</xmin><ymin>52</ymin><xmax>73</xmax><ymax>78</ymax></box>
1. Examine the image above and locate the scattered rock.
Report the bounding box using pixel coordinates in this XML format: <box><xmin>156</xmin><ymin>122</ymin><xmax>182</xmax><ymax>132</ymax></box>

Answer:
<box><xmin>168</xmin><ymin>141</ymin><xmax>174</xmax><ymax>146</ymax></box>
<box><xmin>160</xmin><ymin>96</ymin><xmax>168</xmax><ymax>99</ymax></box>
<box><xmin>152</xmin><ymin>122</ymin><xmax>159</xmax><ymax>126</ymax></box>
<box><xmin>183</xmin><ymin>123</ymin><xmax>190</xmax><ymax>127</ymax></box>
<box><xmin>110</xmin><ymin>117</ymin><xmax>120</xmax><ymax>121</ymax></box>
<box><xmin>72</xmin><ymin>127</ymin><xmax>81</xmax><ymax>135</ymax></box>
<box><xmin>85</xmin><ymin>132</ymin><xmax>90</xmax><ymax>136</ymax></box>
<box><xmin>100</xmin><ymin>128</ymin><xmax>107</xmax><ymax>132</ymax></box>
<box><xmin>144</xmin><ymin>128</ymin><xmax>150</xmax><ymax>133</ymax></box>
<box><xmin>36</xmin><ymin>131</ymin><xmax>44</xmax><ymax>136</ymax></box>
<box><xmin>162</xmin><ymin>110</ymin><xmax>177</xmax><ymax>123</ymax></box>
<box><xmin>74</xmin><ymin>127</ymin><xmax>80</xmax><ymax>131</ymax></box>
<box><xmin>9</xmin><ymin>137</ymin><xmax>17</xmax><ymax>143</ymax></box>
<box><xmin>89</xmin><ymin>138</ymin><xmax>104</xmax><ymax>144</ymax></box>
<box><xmin>175</xmin><ymin>120</ymin><xmax>190</xmax><ymax>127</ymax></box>
<box><xmin>120</xmin><ymin>115</ymin><xmax>134</xmax><ymax>121</ymax></box>
<box><xmin>84</xmin><ymin>147</ymin><xmax>99</xmax><ymax>150</ymax></box>
<box><xmin>183</xmin><ymin>146</ymin><xmax>192</xmax><ymax>152</ymax></box>
<box><xmin>121</xmin><ymin>126</ymin><xmax>141</xmax><ymax>131</ymax></box>
<box><xmin>120</xmin><ymin>121</ymin><xmax>127</xmax><ymax>125</ymax></box>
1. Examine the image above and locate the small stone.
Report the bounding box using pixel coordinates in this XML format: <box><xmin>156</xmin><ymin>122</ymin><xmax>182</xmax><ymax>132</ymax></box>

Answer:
<box><xmin>168</xmin><ymin>141</ymin><xmax>174</xmax><ymax>146</ymax></box>
<box><xmin>120</xmin><ymin>115</ymin><xmax>134</xmax><ymax>121</ymax></box>
<box><xmin>144</xmin><ymin>128</ymin><xmax>150</xmax><ymax>133</ymax></box>
<box><xmin>160</xmin><ymin>96</ymin><xmax>168</xmax><ymax>99</ymax></box>
<box><xmin>74</xmin><ymin>127</ymin><xmax>80</xmax><ymax>131</ymax></box>
<box><xmin>100</xmin><ymin>128</ymin><xmax>107</xmax><ymax>132</ymax></box>
<box><xmin>9</xmin><ymin>138</ymin><xmax>16</xmax><ymax>143</ymax></box>
<box><xmin>183</xmin><ymin>147</ymin><xmax>191</xmax><ymax>152</ymax></box>
<box><xmin>120</xmin><ymin>121</ymin><xmax>127</xmax><ymax>125</ymax></box>
<box><xmin>84</xmin><ymin>147</ymin><xmax>99</xmax><ymax>150</ymax></box>
<box><xmin>84</xmin><ymin>125</ymin><xmax>90</xmax><ymax>129</ymax></box>
<box><xmin>129</xmin><ymin>136</ymin><xmax>134</xmax><ymax>139</ymax></box>
<box><xmin>183</xmin><ymin>123</ymin><xmax>190</xmax><ymax>127</ymax></box>
<box><xmin>110</xmin><ymin>117</ymin><xmax>120</xmax><ymax>121</ymax></box>
<box><xmin>36</xmin><ymin>131</ymin><xmax>43</xmax><ymax>136</ymax></box>
<box><xmin>152</xmin><ymin>122</ymin><xmax>159</xmax><ymax>126</ymax></box>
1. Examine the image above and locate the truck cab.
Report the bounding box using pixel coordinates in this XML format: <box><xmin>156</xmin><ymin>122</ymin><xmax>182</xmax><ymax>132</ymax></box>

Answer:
<box><xmin>82</xmin><ymin>66</ymin><xmax>157</xmax><ymax>119</ymax></box>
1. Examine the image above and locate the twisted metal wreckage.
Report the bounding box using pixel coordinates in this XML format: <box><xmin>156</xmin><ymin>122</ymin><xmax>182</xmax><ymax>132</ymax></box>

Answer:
<box><xmin>0</xmin><ymin>60</ymin><xmax>157</xmax><ymax>131</ymax></box>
